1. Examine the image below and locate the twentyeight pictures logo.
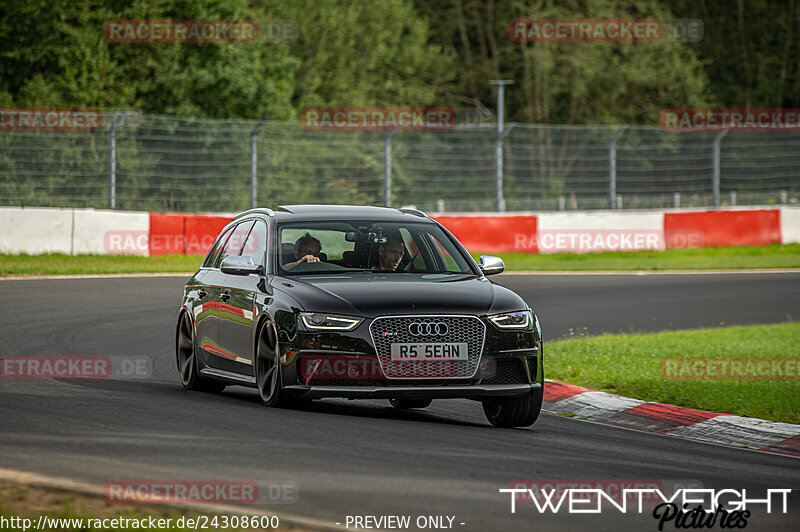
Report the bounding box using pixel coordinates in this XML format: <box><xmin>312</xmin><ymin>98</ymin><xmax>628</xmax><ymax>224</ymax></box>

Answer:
<box><xmin>300</xmin><ymin>108</ymin><xmax>456</xmax><ymax>131</ymax></box>
<box><xmin>0</xmin><ymin>109</ymin><xmax>102</xmax><ymax>131</ymax></box>
<box><xmin>509</xmin><ymin>19</ymin><xmax>703</xmax><ymax>42</ymax></box>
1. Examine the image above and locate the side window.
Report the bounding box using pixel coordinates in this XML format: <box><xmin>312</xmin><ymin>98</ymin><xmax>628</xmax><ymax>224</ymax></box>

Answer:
<box><xmin>429</xmin><ymin>234</ymin><xmax>467</xmax><ymax>272</ymax></box>
<box><xmin>215</xmin><ymin>221</ymin><xmax>254</xmax><ymax>267</ymax></box>
<box><xmin>203</xmin><ymin>226</ymin><xmax>234</xmax><ymax>268</ymax></box>
<box><xmin>400</xmin><ymin>228</ymin><xmax>426</xmax><ymax>270</ymax></box>
<box><xmin>242</xmin><ymin>220</ymin><xmax>267</xmax><ymax>266</ymax></box>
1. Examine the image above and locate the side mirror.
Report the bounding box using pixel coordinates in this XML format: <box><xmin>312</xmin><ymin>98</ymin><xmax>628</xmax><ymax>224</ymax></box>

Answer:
<box><xmin>478</xmin><ymin>255</ymin><xmax>504</xmax><ymax>276</ymax></box>
<box><xmin>220</xmin><ymin>255</ymin><xmax>262</xmax><ymax>276</ymax></box>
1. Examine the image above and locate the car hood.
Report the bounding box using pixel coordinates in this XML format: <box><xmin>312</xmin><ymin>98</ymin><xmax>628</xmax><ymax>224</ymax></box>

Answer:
<box><xmin>272</xmin><ymin>273</ymin><xmax>526</xmax><ymax>317</ymax></box>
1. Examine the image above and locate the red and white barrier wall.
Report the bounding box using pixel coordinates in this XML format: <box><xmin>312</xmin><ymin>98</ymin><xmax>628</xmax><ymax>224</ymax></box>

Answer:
<box><xmin>1</xmin><ymin>205</ymin><xmax>799</xmax><ymax>256</ymax></box>
<box><xmin>439</xmin><ymin>207</ymin><xmax>795</xmax><ymax>253</ymax></box>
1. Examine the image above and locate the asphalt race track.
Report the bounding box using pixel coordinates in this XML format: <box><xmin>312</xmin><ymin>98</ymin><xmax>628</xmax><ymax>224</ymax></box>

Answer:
<box><xmin>1</xmin><ymin>273</ymin><xmax>799</xmax><ymax>531</ymax></box>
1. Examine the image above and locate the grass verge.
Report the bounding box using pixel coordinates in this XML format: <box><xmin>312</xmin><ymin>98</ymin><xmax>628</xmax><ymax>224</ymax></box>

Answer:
<box><xmin>546</xmin><ymin>323</ymin><xmax>800</xmax><ymax>423</ymax></box>
<box><xmin>0</xmin><ymin>254</ymin><xmax>201</xmax><ymax>276</ymax></box>
<box><xmin>475</xmin><ymin>243</ymin><xmax>800</xmax><ymax>271</ymax></box>
<box><xmin>1</xmin><ymin>244</ymin><xmax>799</xmax><ymax>276</ymax></box>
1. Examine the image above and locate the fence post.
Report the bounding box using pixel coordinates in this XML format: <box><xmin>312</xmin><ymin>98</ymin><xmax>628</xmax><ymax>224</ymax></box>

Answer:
<box><xmin>108</xmin><ymin>112</ymin><xmax>131</xmax><ymax>210</ymax></box>
<box><xmin>384</xmin><ymin>130</ymin><xmax>397</xmax><ymax>207</ymax></box>
<box><xmin>490</xmin><ymin>80</ymin><xmax>514</xmax><ymax>212</ymax></box>
<box><xmin>249</xmin><ymin>117</ymin><xmax>269</xmax><ymax>209</ymax></box>
<box><xmin>712</xmin><ymin>129</ymin><xmax>729</xmax><ymax>207</ymax></box>
<box><xmin>608</xmin><ymin>125</ymin><xmax>628</xmax><ymax>209</ymax></box>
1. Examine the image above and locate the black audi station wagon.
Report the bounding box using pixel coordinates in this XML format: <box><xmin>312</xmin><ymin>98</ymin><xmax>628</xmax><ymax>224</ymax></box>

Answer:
<box><xmin>176</xmin><ymin>205</ymin><xmax>544</xmax><ymax>427</ymax></box>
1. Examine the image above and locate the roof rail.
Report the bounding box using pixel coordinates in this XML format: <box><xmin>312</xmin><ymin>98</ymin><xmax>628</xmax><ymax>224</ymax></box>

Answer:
<box><xmin>398</xmin><ymin>207</ymin><xmax>428</xmax><ymax>218</ymax></box>
<box><xmin>233</xmin><ymin>208</ymin><xmax>275</xmax><ymax>220</ymax></box>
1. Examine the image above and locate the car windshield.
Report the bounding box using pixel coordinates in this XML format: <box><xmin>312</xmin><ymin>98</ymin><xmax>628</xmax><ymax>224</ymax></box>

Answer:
<box><xmin>278</xmin><ymin>221</ymin><xmax>474</xmax><ymax>275</ymax></box>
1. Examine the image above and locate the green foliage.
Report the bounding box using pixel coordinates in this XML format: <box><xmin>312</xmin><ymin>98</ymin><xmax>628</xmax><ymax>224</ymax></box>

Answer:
<box><xmin>1</xmin><ymin>1</ymin><xmax>798</xmax><ymax>211</ymax></box>
<box><xmin>664</xmin><ymin>0</ymin><xmax>800</xmax><ymax>109</ymax></box>
<box><xmin>1</xmin><ymin>0</ymin><xmax>797</xmax><ymax>122</ymax></box>
<box><xmin>417</xmin><ymin>0</ymin><xmax>714</xmax><ymax>124</ymax></box>
<box><xmin>257</xmin><ymin>0</ymin><xmax>456</xmax><ymax>109</ymax></box>
<box><xmin>0</xmin><ymin>0</ymin><xmax>297</xmax><ymax>118</ymax></box>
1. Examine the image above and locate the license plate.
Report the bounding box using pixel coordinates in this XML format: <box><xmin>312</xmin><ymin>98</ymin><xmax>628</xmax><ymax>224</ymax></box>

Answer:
<box><xmin>390</xmin><ymin>343</ymin><xmax>469</xmax><ymax>361</ymax></box>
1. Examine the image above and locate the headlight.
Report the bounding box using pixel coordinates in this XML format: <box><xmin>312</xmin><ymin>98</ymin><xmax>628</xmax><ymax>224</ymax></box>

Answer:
<box><xmin>300</xmin><ymin>312</ymin><xmax>362</xmax><ymax>331</ymax></box>
<box><xmin>488</xmin><ymin>310</ymin><xmax>533</xmax><ymax>330</ymax></box>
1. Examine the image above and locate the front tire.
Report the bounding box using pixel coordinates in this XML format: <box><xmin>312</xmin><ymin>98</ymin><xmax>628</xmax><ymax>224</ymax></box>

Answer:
<box><xmin>255</xmin><ymin>319</ymin><xmax>309</xmax><ymax>409</ymax></box>
<box><xmin>482</xmin><ymin>385</ymin><xmax>543</xmax><ymax>428</ymax></box>
<box><xmin>389</xmin><ymin>398</ymin><xmax>432</xmax><ymax>409</ymax></box>
<box><xmin>176</xmin><ymin>311</ymin><xmax>226</xmax><ymax>393</ymax></box>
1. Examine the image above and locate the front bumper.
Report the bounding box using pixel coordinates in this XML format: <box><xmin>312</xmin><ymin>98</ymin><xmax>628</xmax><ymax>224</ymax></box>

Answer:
<box><xmin>284</xmin><ymin>382</ymin><xmax>541</xmax><ymax>400</ymax></box>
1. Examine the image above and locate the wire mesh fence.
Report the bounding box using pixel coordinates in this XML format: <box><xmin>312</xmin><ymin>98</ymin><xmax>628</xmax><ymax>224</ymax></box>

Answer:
<box><xmin>0</xmin><ymin>112</ymin><xmax>798</xmax><ymax>213</ymax></box>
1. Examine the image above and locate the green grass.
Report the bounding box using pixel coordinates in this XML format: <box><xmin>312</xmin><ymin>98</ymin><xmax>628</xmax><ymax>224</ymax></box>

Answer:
<box><xmin>1</xmin><ymin>243</ymin><xmax>799</xmax><ymax>276</ymax></box>
<box><xmin>546</xmin><ymin>323</ymin><xmax>800</xmax><ymax>423</ymax></box>
<box><xmin>0</xmin><ymin>254</ymin><xmax>201</xmax><ymax>276</ymax></box>
<box><xmin>473</xmin><ymin>243</ymin><xmax>800</xmax><ymax>271</ymax></box>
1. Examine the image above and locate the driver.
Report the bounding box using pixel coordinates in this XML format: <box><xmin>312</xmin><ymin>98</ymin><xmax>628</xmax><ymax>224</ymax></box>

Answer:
<box><xmin>283</xmin><ymin>233</ymin><xmax>322</xmax><ymax>270</ymax></box>
<box><xmin>375</xmin><ymin>237</ymin><xmax>405</xmax><ymax>271</ymax></box>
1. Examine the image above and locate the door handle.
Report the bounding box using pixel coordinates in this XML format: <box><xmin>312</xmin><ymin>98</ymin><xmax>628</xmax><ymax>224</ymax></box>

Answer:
<box><xmin>197</xmin><ymin>289</ymin><xmax>207</xmax><ymax>299</ymax></box>
<box><xmin>220</xmin><ymin>292</ymin><xmax>231</xmax><ymax>302</ymax></box>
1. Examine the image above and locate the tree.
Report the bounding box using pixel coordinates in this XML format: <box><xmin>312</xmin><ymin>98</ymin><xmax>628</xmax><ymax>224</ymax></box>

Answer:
<box><xmin>416</xmin><ymin>0</ymin><xmax>714</xmax><ymax>124</ymax></box>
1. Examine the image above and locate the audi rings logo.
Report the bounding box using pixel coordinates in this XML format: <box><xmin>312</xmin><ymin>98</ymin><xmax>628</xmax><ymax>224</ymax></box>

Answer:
<box><xmin>408</xmin><ymin>322</ymin><xmax>449</xmax><ymax>336</ymax></box>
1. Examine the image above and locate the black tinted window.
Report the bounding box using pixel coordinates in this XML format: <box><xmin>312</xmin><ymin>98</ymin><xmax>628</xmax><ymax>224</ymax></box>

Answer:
<box><xmin>203</xmin><ymin>226</ymin><xmax>234</xmax><ymax>268</ymax></box>
<box><xmin>216</xmin><ymin>221</ymin><xmax>254</xmax><ymax>267</ymax></box>
<box><xmin>278</xmin><ymin>221</ymin><xmax>474</xmax><ymax>274</ymax></box>
<box><xmin>242</xmin><ymin>220</ymin><xmax>268</xmax><ymax>266</ymax></box>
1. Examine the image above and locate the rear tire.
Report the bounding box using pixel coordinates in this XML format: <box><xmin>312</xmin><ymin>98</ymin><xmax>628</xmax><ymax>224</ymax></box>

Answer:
<box><xmin>482</xmin><ymin>385</ymin><xmax>543</xmax><ymax>428</ymax></box>
<box><xmin>176</xmin><ymin>312</ymin><xmax>226</xmax><ymax>393</ymax></box>
<box><xmin>389</xmin><ymin>398</ymin><xmax>432</xmax><ymax>409</ymax></box>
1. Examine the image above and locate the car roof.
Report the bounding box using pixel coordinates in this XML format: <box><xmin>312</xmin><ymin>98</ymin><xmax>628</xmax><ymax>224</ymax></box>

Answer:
<box><xmin>259</xmin><ymin>204</ymin><xmax>433</xmax><ymax>223</ymax></box>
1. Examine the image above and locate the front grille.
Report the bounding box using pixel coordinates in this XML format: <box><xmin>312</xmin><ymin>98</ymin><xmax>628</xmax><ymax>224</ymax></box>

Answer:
<box><xmin>370</xmin><ymin>315</ymin><xmax>485</xmax><ymax>379</ymax></box>
<box><xmin>482</xmin><ymin>358</ymin><xmax>528</xmax><ymax>384</ymax></box>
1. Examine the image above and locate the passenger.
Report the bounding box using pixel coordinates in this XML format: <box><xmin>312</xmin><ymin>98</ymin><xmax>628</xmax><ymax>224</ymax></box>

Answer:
<box><xmin>375</xmin><ymin>237</ymin><xmax>405</xmax><ymax>271</ymax></box>
<box><xmin>283</xmin><ymin>233</ymin><xmax>322</xmax><ymax>270</ymax></box>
